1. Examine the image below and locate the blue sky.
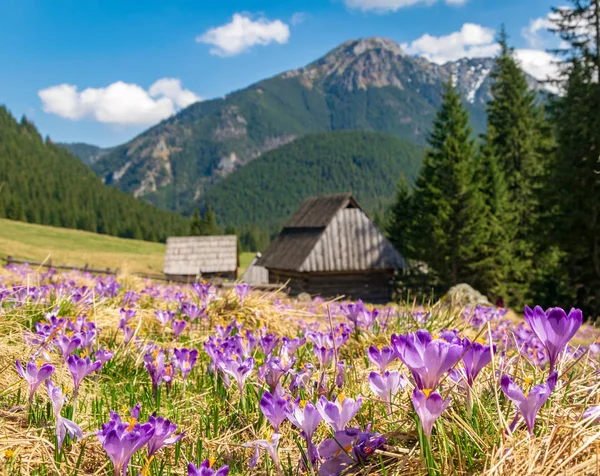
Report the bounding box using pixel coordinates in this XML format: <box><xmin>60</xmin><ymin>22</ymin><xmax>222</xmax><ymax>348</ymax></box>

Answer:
<box><xmin>0</xmin><ymin>0</ymin><xmax>559</xmax><ymax>147</ymax></box>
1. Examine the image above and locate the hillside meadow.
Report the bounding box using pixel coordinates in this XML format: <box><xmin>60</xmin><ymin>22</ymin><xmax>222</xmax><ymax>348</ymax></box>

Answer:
<box><xmin>0</xmin><ymin>219</ymin><xmax>255</xmax><ymax>276</ymax></box>
<box><xmin>1</xmin><ymin>264</ymin><xmax>600</xmax><ymax>476</ymax></box>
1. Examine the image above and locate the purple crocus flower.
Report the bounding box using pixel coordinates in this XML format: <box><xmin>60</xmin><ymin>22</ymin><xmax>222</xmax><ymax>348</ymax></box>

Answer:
<box><xmin>286</xmin><ymin>398</ymin><xmax>322</xmax><ymax>466</ymax></box>
<box><xmin>411</xmin><ymin>388</ymin><xmax>450</xmax><ymax>441</ymax></box>
<box><xmin>582</xmin><ymin>405</ymin><xmax>600</xmax><ymax>424</ymax></box>
<box><xmin>342</xmin><ymin>300</ymin><xmax>367</xmax><ymax>327</ymax></box>
<box><xmin>260</xmin><ymin>391</ymin><xmax>289</xmax><ymax>432</ymax></box>
<box><xmin>155</xmin><ymin>310</ymin><xmax>175</xmax><ymax>327</ymax></box>
<box><xmin>281</xmin><ymin>336</ymin><xmax>306</xmax><ymax>356</ymax></box>
<box><xmin>121</xmin><ymin>292</ymin><xmax>139</xmax><ymax>308</ymax></box>
<box><xmin>315</xmin><ymin>346</ymin><xmax>334</xmax><ymax>369</ymax></box>
<box><xmin>244</xmin><ymin>431</ymin><xmax>283</xmax><ymax>475</ymax></box>
<box><xmin>524</xmin><ymin>306</ymin><xmax>583</xmax><ymax>372</ymax></box>
<box><xmin>55</xmin><ymin>334</ymin><xmax>82</xmax><ymax>361</ymax></box>
<box><xmin>368</xmin><ymin>371</ymin><xmax>406</xmax><ymax>415</ymax></box>
<box><xmin>501</xmin><ymin>372</ymin><xmax>558</xmax><ymax>437</ymax></box>
<box><xmin>182</xmin><ymin>303</ymin><xmax>202</xmax><ymax>322</ymax></box>
<box><xmin>220</xmin><ymin>356</ymin><xmax>254</xmax><ymax>394</ymax></box>
<box><xmin>317</xmin><ymin>395</ymin><xmax>363</xmax><ymax>432</ymax></box>
<box><xmin>317</xmin><ymin>430</ymin><xmax>355</xmax><ymax>475</ymax></box>
<box><xmin>122</xmin><ymin>325</ymin><xmax>134</xmax><ymax>344</ymax></box>
<box><xmin>95</xmin><ymin>349</ymin><xmax>114</xmax><ymax>365</ymax></box>
<box><xmin>336</xmin><ymin>361</ymin><xmax>347</xmax><ymax>388</ymax></box>
<box><xmin>78</xmin><ymin>329</ymin><xmax>97</xmax><ymax>352</ymax></box>
<box><xmin>172</xmin><ymin>319</ymin><xmax>188</xmax><ymax>339</ymax></box>
<box><xmin>261</xmin><ymin>356</ymin><xmax>295</xmax><ymax>393</ymax></box>
<box><xmin>144</xmin><ymin>350</ymin><xmax>166</xmax><ymax>398</ymax></box>
<box><xmin>97</xmin><ymin>412</ymin><xmax>155</xmax><ymax>476</ymax></box>
<box><xmin>46</xmin><ymin>380</ymin><xmax>83</xmax><ymax>449</ymax></box>
<box><xmin>462</xmin><ymin>338</ymin><xmax>495</xmax><ymax>386</ymax></box>
<box><xmin>188</xmin><ymin>460</ymin><xmax>229</xmax><ymax>476</ymax></box>
<box><xmin>146</xmin><ymin>413</ymin><xmax>185</xmax><ymax>458</ymax></box>
<box><xmin>174</xmin><ymin>348</ymin><xmax>198</xmax><ymax>383</ymax></box>
<box><xmin>391</xmin><ymin>330</ymin><xmax>463</xmax><ymax>392</ymax></box>
<box><xmin>366</xmin><ymin>345</ymin><xmax>396</xmax><ymax>372</ymax></box>
<box><xmin>67</xmin><ymin>354</ymin><xmax>102</xmax><ymax>400</ymax></box>
<box><xmin>120</xmin><ymin>308</ymin><xmax>136</xmax><ymax>324</ymax></box>
<box><xmin>260</xmin><ymin>333</ymin><xmax>280</xmax><ymax>357</ymax></box>
<box><xmin>235</xmin><ymin>283</ymin><xmax>251</xmax><ymax>308</ymax></box>
<box><xmin>16</xmin><ymin>360</ymin><xmax>55</xmax><ymax>403</ymax></box>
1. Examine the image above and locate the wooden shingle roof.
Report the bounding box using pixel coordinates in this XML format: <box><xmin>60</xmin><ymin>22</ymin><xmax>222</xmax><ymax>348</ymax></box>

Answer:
<box><xmin>163</xmin><ymin>235</ymin><xmax>237</xmax><ymax>276</ymax></box>
<box><xmin>285</xmin><ymin>193</ymin><xmax>358</xmax><ymax>228</ymax></box>
<box><xmin>257</xmin><ymin>193</ymin><xmax>406</xmax><ymax>272</ymax></box>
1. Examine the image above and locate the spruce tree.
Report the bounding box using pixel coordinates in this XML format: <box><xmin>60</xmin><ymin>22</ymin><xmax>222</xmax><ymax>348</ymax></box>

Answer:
<box><xmin>476</xmin><ymin>130</ymin><xmax>511</xmax><ymax>301</ymax></box>
<box><xmin>408</xmin><ymin>81</ymin><xmax>488</xmax><ymax>289</ymax></box>
<box><xmin>484</xmin><ymin>28</ymin><xmax>551</xmax><ymax>304</ymax></box>
<box><xmin>200</xmin><ymin>207</ymin><xmax>220</xmax><ymax>236</ymax></box>
<box><xmin>190</xmin><ymin>209</ymin><xmax>203</xmax><ymax>236</ymax></box>
<box><xmin>387</xmin><ymin>175</ymin><xmax>414</xmax><ymax>260</ymax></box>
<box><xmin>548</xmin><ymin>1</ymin><xmax>600</xmax><ymax>315</ymax></box>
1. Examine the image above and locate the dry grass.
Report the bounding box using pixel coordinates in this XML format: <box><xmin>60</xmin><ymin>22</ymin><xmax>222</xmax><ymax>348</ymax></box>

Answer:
<box><xmin>1</xmin><ymin>269</ymin><xmax>600</xmax><ymax>475</ymax></box>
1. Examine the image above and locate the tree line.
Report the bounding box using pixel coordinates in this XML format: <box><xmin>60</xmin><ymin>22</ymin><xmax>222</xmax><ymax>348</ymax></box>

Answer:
<box><xmin>387</xmin><ymin>3</ymin><xmax>600</xmax><ymax>318</ymax></box>
<box><xmin>0</xmin><ymin>107</ymin><xmax>189</xmax><ymax>242</ymax></box>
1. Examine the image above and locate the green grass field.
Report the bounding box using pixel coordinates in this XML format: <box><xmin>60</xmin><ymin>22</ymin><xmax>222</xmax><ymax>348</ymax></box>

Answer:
<box><xmin>0</xmin><ymin>218</ymin><xmax>255</xmax><ymax>276</ymax></box>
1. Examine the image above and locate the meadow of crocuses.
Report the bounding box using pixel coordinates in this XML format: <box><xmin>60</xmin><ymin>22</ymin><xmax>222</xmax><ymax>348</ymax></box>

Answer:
<box><xmin>2</xmin><ymin>264</ymin><xmax>600</xmax><ymax>475</ymax></box>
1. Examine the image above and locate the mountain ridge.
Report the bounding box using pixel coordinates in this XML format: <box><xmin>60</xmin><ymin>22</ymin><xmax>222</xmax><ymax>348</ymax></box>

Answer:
<box><xmin>88</xmin><ymin>37</ymin><xmax>538</xmax><ymax>213</ymax></box>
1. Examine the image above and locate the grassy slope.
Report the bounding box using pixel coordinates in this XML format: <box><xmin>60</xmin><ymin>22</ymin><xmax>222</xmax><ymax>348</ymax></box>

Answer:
<box><xmin>0</xmin><ymin>218</ymin><xmax>256</xmax><ymax>276</ymax></box>
<box><xmin>0</xmin><ymin>218</ymin><xmax>165</xmax><ymax>274</ymax></box>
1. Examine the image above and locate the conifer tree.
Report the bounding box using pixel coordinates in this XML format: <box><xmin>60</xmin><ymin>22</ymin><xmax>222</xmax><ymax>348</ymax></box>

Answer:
<box><xmin>190</xmin><ymin>209</ymin><xmax>203</xmax><ymax>236</ymax></box>
<box><xmin>476</xmin><ymin>130</ymin><xmax>511</xmax><ymax>301</ymax></box>
<box><xmin>200</xmin><ymin>207</ymin><xmax>220</xmax><ymax>236</ymax></box>
<box><xmin>387</xmin><ymin>175</ymin><xmax>414</xmax><ymax>260</ymax></box>
<box><xmin>408</xmin><ymin>81</ymin><xmax>488</xmax><ymax>288</ymax></box>
<box><xmin>548</xmin><ymin>0</ymin><xmax>600</xmax><ymax>315</ymax></box>
<box><xmin>484</xmin><ymin>28</ymin><xmax>551</xmax><ymax>303</ymax></box>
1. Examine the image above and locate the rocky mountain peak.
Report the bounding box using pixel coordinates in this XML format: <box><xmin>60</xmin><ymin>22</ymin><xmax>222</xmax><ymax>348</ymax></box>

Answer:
<box><xmin>282</xmin><ymin>37</ymin><xmax>407</xmax><ymax>91</ymax></box>
<box><xmin>332</xmin><ymin>37</ymin><xmax>405</xmax><ymax>58</ymax></box>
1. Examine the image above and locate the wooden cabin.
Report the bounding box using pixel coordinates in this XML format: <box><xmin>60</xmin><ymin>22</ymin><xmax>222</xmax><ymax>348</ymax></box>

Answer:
<box><xmin>163</xmin><ymin>236</ymin><xmax>238</xmax><ymax>283</ymax></box>
<box><xmin>256</xmin><ymin>193</ymin><xmax>406</xmax><ymax>303</ymax></box>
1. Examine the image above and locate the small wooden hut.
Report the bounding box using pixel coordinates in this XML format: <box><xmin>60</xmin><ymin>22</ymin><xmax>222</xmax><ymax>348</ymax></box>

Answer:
<box><xmin>163</xmin><ymin>236</ymin><xmax>238</xmax><ymax>282</ymax></box>
<box><xmin>256</xmin><ymin>193</ymin><xmax>406</xmax><ymax>302</ymax></box>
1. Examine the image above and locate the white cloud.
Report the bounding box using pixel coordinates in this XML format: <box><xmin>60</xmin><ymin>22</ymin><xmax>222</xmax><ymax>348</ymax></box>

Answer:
<box><xmin>290</xmin><ymin>12</ymin><xmax>308</xmax><ymax>26</ymax></box>
<box><xmin>344</xmin><ymin>0</ymin><xmax>468</xmax><ymax>12</ymax></box>
<box><xmin>403</xmin><ymin>23</ymin><xmax>561</xmax><ymax>84</ymax></box>
<box><xmin>38</xmin><ymin>78</ymin><xmax>200</xmax><ymax>126</ymax></box>
<box><xmin>197</xmin><ymin>13</ymin><xmax>290</xmax><ymax>57</ymax></box>
<box><xmin>402</xmin><ymin>23</ymin><xmax>496</xmax><ymax>64</ymax></box>
<box><xmin>522</xmin><ymin>16</ymin><xmax>554</xmax><ymax>48</ymax></box>
<box><xmin>514</xmin><ymin>49</ymin><xmax>560</xmax><ymax>82</ymax></box>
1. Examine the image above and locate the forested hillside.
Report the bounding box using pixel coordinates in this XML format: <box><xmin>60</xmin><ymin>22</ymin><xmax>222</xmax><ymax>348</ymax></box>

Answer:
<box><xmin>58</xmin><ymin>142</ymin><xmax>112</xmax><ymax>165</ymax></box>
<box><xmin>199</xmin><ymin>130</ymin><xmax>424</xmax><ymax>232</ymax></box>
<box><xmin>89</xmin><ymin>38</ymin><xmax>524</xmax><ymax>213</ymax></box>
<box><xmin>0</xmin><ymin>106</ymin><xmax>188</xmax><ymax>242</ymax></box>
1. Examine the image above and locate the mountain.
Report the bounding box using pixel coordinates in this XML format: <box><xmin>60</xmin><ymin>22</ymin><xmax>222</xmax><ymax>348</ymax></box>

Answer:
<box><xmin>91</xmin><ymin>37</ymin><xmax>527</xmax><ymax>213</ymax></box>
<box><xmin>58</xmin><ymin>142</ymin><xmax>113</xmax><ymax>165</ymax></box>
<box><xmin>0</xmin><ymin>106</ymin><xmax>189</xmax><ymax>242</ymax></box>
<box><xmin>198</xmin><ymin>130</ymin><xmax>424</xmax><ymax>232</ymax></box>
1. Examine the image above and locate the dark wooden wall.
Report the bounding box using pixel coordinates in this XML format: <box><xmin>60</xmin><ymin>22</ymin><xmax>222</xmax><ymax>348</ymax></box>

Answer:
<box><xmin>268</xmin><ymin>270</ymin><xmax>394</xmax><ymax>303</ymax></box>
<box><xmin>165</xmin><ymin>270</ymin><xmax>237</xmax><ymax>283</ymax></box>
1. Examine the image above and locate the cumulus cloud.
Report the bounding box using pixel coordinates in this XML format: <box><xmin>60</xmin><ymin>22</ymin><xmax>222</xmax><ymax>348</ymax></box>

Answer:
<box><xmin>197</xmin><ymin>13</ymin><xmax>290</xmax><ymax>57</ymax></box>
<box><xmin>38</xmin><ymin>78</ymin><xmax>200</xmax><ymax>126</ymax></box>
<box><xmin>402</xmin><ymin>23</ymin><xmax>560</xmax><ymax>83</ymax></box>
<box><xmin>344</xmin><ymin>0</ymin><xmax>468</xmax><ymax>12</ymax></box>
<box><xmin>402</xmin><ymin>23</ymin><xmax>496</xmax><ymax>64</ymax></box>
<box><xmin>522</xmin><ymin>16</ymin><xmax>555</xmax><ymax>48</ymax></box>
<box><xmin>514</xmin><ymin>49</ymin><xmax>560</xmax><ymax>82</ymax></box>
